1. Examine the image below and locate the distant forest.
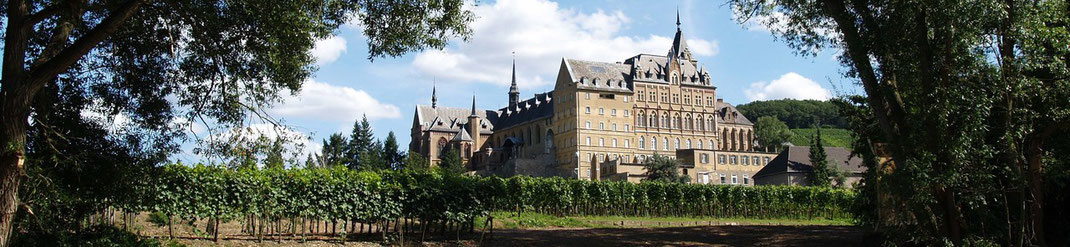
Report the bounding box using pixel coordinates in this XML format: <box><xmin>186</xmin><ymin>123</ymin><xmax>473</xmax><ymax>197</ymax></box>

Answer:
<box><xmin>736</xmin><ymin>99</ymin><xmax>848</xmax><ymax>129</ymax></box>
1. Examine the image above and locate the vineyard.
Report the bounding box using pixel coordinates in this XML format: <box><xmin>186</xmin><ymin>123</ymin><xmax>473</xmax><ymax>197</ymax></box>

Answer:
<box><xmin>119</xmin><ymin>165</ymin><xmax>855</xmax><ymax>242</ymax></box>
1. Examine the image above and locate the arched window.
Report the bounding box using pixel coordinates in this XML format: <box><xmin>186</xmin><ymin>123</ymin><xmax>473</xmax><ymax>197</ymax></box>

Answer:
<box><xmin>624</xmin><ymin>124</ymin><xmax>630</xmax><ymax>132</ymax></box>
<box><xmin>599</xmin><ymin>138</ymin><xmax>605</xmax><ymax>147</ymax></box>
<box><xmin>624</xmin><ymin>139</ymin><xmax>630</xmax><ymax>148</ymax></box>
<box><xmin>599</xmin><ymin>122</ymin><xmax>605</xmax><ymax>130</ymax></box>
<box><xmin>683</xmin><ymin>115</ymin><xmax>691</xmax><ymax>130</ymax></box>
<box><xmin>586</xmin><ymin>137</ymin><xmax>591</xmax><ymax>146</ymax></box>
<box><xmin>612</xmin><ymin>123</ymin><xmax>617</xmax><ymax>131</ymax></box>
<box><xmin>675</xmin><ymin>138</ymin><xmax>681</xmax><ymax>149</ymax></box>
<box><xmin>698</xmin><ymin>140</ymin><xmax>703</xmax><ymax>149</ymax></box>
<box><xmin>639</xmin><ymin>137</ymin><xmax>646</xmax><ymax>149</ymax></box>
<box><xmin>651</xmin><ymin>137</ymin><xmax>658</xmax><ymax>150</ymax></box>
<box><xmin>687</xmin><ymin>139</ymin><xmax>692</xmax><ymax>149</ymax></box>
<box><xmin>612</xmin><ymin>138</ymin><xmax>617</xmax><ymax>147</ymax></box>
<box><xmin>638</xmin><ymin>112</ymin><xmax>646</xmax><ymax>126</ymax></box>
<box><xmin>663</xmin><ymin>137</ymin><xmax>669</xmax><ymax>151</ymax></box>
<box><xmin>585</xmin><ymin>121</ymin><xmax>591</xmax><ymax>129</ymax></box>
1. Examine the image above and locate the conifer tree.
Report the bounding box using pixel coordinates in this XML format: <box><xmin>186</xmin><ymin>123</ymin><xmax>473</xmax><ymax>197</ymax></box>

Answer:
<box><xmin>382</xmin><ymin>131</ymin><xmax>403</xmax><ymax>169</ymax></box>
<box><xmin>808</xmin><ymin>125</ymin><xmax>831</xmax><ymax>187</ymax></box>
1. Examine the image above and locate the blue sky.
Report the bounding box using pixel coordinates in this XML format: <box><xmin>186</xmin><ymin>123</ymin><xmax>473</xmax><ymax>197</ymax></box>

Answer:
<box><xmin>176</xmin><ymin>0</ymin><xmax>862</xmax><ymax>162</ymax></box>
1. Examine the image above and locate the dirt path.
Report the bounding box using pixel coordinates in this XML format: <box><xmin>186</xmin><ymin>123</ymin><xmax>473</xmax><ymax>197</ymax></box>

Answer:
<box><xmin>485</xmin><ymin>225</ymin><xmax>864</xmax><ymax>246</ymax></box>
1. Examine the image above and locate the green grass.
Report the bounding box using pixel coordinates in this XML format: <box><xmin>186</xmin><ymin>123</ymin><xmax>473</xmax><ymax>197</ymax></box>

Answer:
<box><xmin>789</xmin><ymin>128</ymin><xmax>854</xmax><ymax>149</ymax></box>
<box><xmin>479</xmin><ymin>211</ymin><xmax>853</xmax><ymax>229</ymax></box>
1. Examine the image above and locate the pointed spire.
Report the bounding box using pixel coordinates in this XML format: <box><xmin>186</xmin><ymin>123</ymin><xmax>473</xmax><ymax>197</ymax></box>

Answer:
<box><xmin>431</xmin><ymin>79</ymin><xmax>438</xmax><ymax>108</ymax></box>
<box><xmin>508</xmin><ymin>52</ymin><xmax>520</xmax><ymax>108</ymax></box>
<box><xmin>676</xmin><ymin>8</ymin><xmax>681</xmax><ymax>29</ymax></box>
<box><xmin>470</xmin><ymin>94</ymin><xmax>478</xmax><ymax>117</ymax></box>
<box><xmin>510</xmin><ymin>55</ymin><xmax>518</xmax><ymax>91</ymax></box>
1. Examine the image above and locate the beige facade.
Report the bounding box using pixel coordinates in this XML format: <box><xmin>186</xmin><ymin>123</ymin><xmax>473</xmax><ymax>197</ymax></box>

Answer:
<box><xmin>408</xmin><ymin>20</ymin><xmax>774</xmax><ymax>182</ymax></box>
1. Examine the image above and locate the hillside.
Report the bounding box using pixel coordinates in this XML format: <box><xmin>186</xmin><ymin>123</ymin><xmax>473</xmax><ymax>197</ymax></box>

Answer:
<box><xmin>788</xmin><ymin>128</ymin><xmax>854</xmax><ymax>149</ymax></box>
<box><xmin>736</xmin><ymin>99</ymin><xmax>848</xmax><ymax>129</ymax></box>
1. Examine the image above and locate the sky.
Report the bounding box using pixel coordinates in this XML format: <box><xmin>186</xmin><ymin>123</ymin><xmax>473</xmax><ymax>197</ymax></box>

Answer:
<box><xmin>175</xmin><ymin>0</ymin><xmax>863</xmax><ymax>163</ymax></box>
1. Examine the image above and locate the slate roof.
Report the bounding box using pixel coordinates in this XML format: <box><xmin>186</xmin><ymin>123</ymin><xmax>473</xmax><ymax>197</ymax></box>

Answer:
<box><xmin>415</xmin><ymin>105</ymin><xmax>497</xmax><ymax>135</ymax></box>
<box><xmin>563</xmin><ymin>59</ymin><xmax>634</xmax><ymax>93</ymax></box>
<box><xmin>451</xmin><ymin>128</ymin><xmax>473</xmax><ymax>142</ymax></box>
<box><xmin>494</xmin><ymin>91</ymin><xmax>554</xmax><ymax>130</ymax></box>
<box><xmin>715</xmin><ymin>102</ymin><xmax>753</xmax><ymax>125</ymax></box>
<box><xmin>752</xmin><ymin>146</ymin><xmax>865</xmax><ymax>179</ymax></box>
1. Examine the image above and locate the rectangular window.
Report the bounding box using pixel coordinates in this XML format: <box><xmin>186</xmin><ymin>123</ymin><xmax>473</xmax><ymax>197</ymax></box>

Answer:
<box><xmin>599</xmin><ymin>93</ymin><xmax>615</xmax><ymax>99</ymax></box>
<box><xmin>611</xmin><ymin>109</ymin><xmax>617</xmax><ymax>116</ymax></box>
<box><xmin>743</xmin><ymin>175</ymin><xmax>750</xmax><ymax>185</ymax></box>
<box><xmin>720</xmin><ymin>174</ymin><xmax>726</xmax><ymax>184</ymax></box>
<box><xmin>732</xmin><ymin>175</ymin><xmax>738</xmax><ymax>184</ymax></box>
<box><xmin>624</xmin><ymin>110</ymin><xmax>630</xmax><ymax>117</ymax></box>
<box><xmin>585</xmin><ymin>92</ymin><xmax>591</xmax><ymax>99</ymax></box>
<box><xmin>585</xmin><ymin>107</ymin><xmax>591</xmax><ymax>114</ymax></box>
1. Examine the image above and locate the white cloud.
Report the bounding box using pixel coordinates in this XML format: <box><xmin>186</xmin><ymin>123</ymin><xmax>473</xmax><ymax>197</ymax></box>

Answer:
<box><xmin>311</xmin><ymin>35</ymin><xmax>347</xmax><ymax>65</ymax></box>
<box><xmin>744</xmin><ymin>72</ymin><xmax>832</xmax><ymax>102</ymax></box>
<box><xmin>412</xmin><ymin>0</ymin><xmax>719</xmax><ymax>89</ymax></box>
<box><xmin>269</xmin><ymin>80</ymin><xmax>401</xmax><ymax>121</ymax></box>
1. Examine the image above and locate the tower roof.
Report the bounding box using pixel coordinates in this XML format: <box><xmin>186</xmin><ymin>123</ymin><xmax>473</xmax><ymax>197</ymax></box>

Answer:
<box><xmin>431</xmin><ymin>81</ymin><xmax>438</xmax><ymax>108</ymax></box>
<box><xmin>451</xmin><ymin>128</ymin><xmax>473</xmax><ymax>142</ymax></box>
<box><xmin>470</xmin><ymin>94</ymin><xmax>478</xmax><ymax>117</ymax></box>
<box><xmin>669</xmin><ymin>10</ymin><xmax>690</xmax><ymax>60</ymax></box>
<box><xmin>509</xmin><ymin>56</ymin><xmax>519</xmax><ymax>94</ymax></box>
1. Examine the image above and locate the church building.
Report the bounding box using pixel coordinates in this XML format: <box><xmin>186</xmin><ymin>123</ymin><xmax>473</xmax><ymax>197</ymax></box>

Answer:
<box><xmin>409</xmin><ymin>15</ymin><xmax>777</xmax><ymax>184</ymax></box>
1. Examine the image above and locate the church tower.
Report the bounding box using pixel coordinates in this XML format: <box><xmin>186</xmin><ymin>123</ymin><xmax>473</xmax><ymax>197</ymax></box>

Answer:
<box><xmin>508</xmin><ymin>57</ymin><xmax>520</xmax><ymax>108</ymax></box>
<box><xmin>468</xmin><ymin>95</ymin><xmax>481</xmax><ymax>154</ymax></box>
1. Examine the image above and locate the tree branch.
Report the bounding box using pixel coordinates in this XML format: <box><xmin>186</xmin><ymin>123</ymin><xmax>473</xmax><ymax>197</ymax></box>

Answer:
<box><xmin>24</xmin><ymin>0</ymin><xmax>147</xmax><ymax>98</ymax></box>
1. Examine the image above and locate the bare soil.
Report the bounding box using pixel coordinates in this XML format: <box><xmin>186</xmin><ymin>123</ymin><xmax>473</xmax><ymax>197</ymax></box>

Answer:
<box><xmin>131</xmin><ymin>213</ymin><xmax>863</xmax><ymax>246</ymax></box>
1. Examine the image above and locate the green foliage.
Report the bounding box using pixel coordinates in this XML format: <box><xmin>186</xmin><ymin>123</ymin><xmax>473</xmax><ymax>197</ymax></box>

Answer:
<box><xmin>404</xmin><ymin>152</ymin><xmax>430</xmax><ymax>171</ymax></box>
<box><xmin>348</xmin><ymin>115</ymin><xmax>377</xmax><ymax>169</ymax></box>
<box><xmin>319</xmin><ymin>133</ymin><xmax>350</xmax><ymax>168</ymax></box>
<box><xmin>382</xmin><ymin>131</ymin><xmax>403</xmax><ymax>169</ymax></box>
<box><xmin>140</xmin><ymin>166</ymin><xmax>856</xmax><ymax>225</ymax></box>
<box><xmin>5</xmin><ymin>0</ymin><xmax>475</xmax><ymax>244</ymax></box>
<box><xmin>754</xmin><ymin>116</ymin><xmax>794</xmax><ymax>152</ymax></box>
<box><xmin>809</xmin><ymin>127</ymin><xmax>831</xmax><ymax>188</ymax></box>
<box><xmin>11</xmin><ymin>224</ymin><xmax>178</xmax><ymax>247</ymax></box>
<box><xmin>788</xmin><ymin>128</ymin><xmax>853</xmax><ymax>148</ymax></box>
<box><xmin>641</xmin><ymin>154</ymin><xmax>689</xmax><ymax>183</ymax></box>
<box><xmin>147</xmin><ymin>211</ymin><xmax>171</xmax><ymax>227</ymax></box>
<box><xmin>732</xmin><ymin>0</ymin><xmax>1070</xmax><ymax>244</ymax></box>
<box><xmin>439</xmin><ymin>149</ymin><xmax>466</xmax><ymax>175</ymax></box>
<box><xmin>736</xmin><ymin>100</ymin><xmax>848</xmax><ymax>129</ymax></box>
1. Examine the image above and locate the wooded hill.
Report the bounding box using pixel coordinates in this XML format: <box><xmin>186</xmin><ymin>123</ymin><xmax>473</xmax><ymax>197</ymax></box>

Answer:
<box><xmin>736</xmin><ymin>99</ymin><xmax>848</xmax><ymax>129</ymax></box>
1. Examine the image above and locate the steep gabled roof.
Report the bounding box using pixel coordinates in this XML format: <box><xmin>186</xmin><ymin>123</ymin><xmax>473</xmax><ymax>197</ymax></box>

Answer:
<box><xmin>415</xmin><ymin>105</ymin><xmax>497</xmax><ymax>134</ymax></box>
<box><xmin>753</xmin><ymin>146</ymin><xmax>865</xmax><ymax>178</ymax></box>
<box><xmin>715</xmin><ymin>102</ymin><xmax>753</xmax><ymax>125</ymax></box>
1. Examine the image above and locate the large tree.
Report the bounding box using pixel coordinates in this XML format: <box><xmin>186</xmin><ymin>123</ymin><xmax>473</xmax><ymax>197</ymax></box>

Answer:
<box><xmin>641</xmin><ymin>154</ymin><xmax>689</xmax><ymax>183</ymax></box>
<box><xmin>753</xmin><ymin>116</ymin><xmax>793</xmax><ymax>152</ymax></box>
<box><xmin>0</xmin><ymin>0</ymin><xmax>473</xmax><ymax>244</ymax></box>
<box><xmin>732</xmin><ymin>0</ymin><xmax>1070</xmax><ymax>245</ymax></box>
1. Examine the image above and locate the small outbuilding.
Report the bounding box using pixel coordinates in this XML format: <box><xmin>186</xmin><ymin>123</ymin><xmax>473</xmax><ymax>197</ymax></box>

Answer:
<box><xmin>752</xmin><ymin>146</ymin><xmax>866</xmax><ymax>188</ymax></box>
